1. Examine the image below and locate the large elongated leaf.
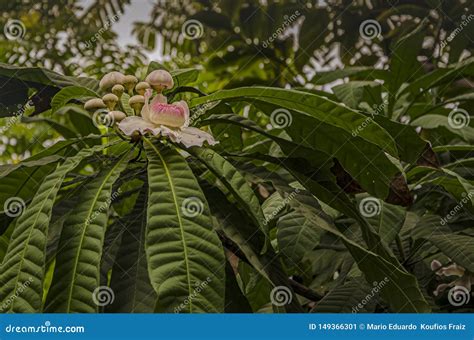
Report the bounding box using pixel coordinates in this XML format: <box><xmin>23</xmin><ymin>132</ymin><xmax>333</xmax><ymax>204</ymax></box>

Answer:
<box><xmin>428</xmin><ymin>234</ymin><xmax>474</xmax><ymax>273</ymax></box>
<box><xmin>277</xmin><ymin>210</ymin><xmax>321</xmax><ymax>266</ymax></box>
<box><xmin>297</xmin><ymin>204</ymin><xmax>430</xmax><ymax>312</ymax></box>
<box><xmin>192</xmin><ymin>88</ymin><xmax>400</xmax><ymax>197</ymax></box>
<box><xmin>106</xmin><ymin>186</ymin><xmax>156</xmax><ymax>313</ymax></box>
<box><xmin>0</xmin><ymin>63</ymin><xmax>98</xmax><ymax>90</ymax></box>
<box><xmin>191</xmin><ymin>87</ymin><xmax>398</xmax><ymax>156</ymax></box>
<box><xmin>311</xmin><ymin>278</ymin><xmax>377</xmax><ymax>313</ymax></box>
<box><xmin>51</xmin><ymin>86</ymin><xmax>98</xmax><ymax>114</ymax></box>
<box><xmin>45</xmin><ymin>151</ymin><xmax>130</xmax><ymax>312</ymax></box>
<box><xmin>144</xmin><ymin>139</ymin><xmax>225</xmax><ymax>313</ymax></box>
<box><xmin>0</xmin><ymin>143</ymin><xmax>114</xmax><ymax>312</ymax></box>
<box><xmin>189</xmin><ymin>147</ymin><xmax>269</xmax><ymax>252</ymax></box>
<box><xmin>202</xmin><ymin>183</ymin><xmax>304</xmax><ymax>313</ymax></box>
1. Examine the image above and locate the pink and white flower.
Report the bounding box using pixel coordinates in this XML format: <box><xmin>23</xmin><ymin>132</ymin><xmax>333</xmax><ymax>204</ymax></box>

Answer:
<box><xmin>118</xmin><ymin>89</ymin><xmax>217</xmax><ymax>148</ymax></box>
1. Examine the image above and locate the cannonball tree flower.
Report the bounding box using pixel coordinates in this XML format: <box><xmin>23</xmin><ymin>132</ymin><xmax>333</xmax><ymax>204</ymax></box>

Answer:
<box><xmin>431</xmin><ymin>260</ymin><xmax>473</xmax><ymax>296</ymax></box>
<box><xmin>118</xmin><ymin>89</ymin><xmax>217</xmax><ymax>148</ymax></box>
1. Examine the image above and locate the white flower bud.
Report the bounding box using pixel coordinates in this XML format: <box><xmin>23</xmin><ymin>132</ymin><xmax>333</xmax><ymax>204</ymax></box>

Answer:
<box><xmin>99</xmin><ymin>71</ymin><xmax>125</xmax><ymax>91</ymax></box>
<box><xmin>123</xmin><ymin>75</ymin><xmax>138</xmax><ymax>94</ymax></box>
<box><xmin>108</xmin><ymin>110</ymin><xmax>127</xmax><ymax>122</ymax></box>
<box><xmin>102</xmin><ymin>93</ymin><xmax>119</xmax><ymax>111</ymax></box>
<box><xmin>112</xmin><ymin>84</ymin><xmax>124</xmax><ymax>98</ymax></box>
<box><xmin>129</xmin><ymin>95</ymin><xmax>145</xmax><ymax>114</ymax></box>
<box><xmin>145</xmin><ymin>70</ymin><xmax>174</xmax><ymax>93</ymax></box>
<box><xmin>84</xmin><ymin>98</ymin><xmax>106</xmax><ymax>112</ymax></box>
<box><xmin>135</xmin><ymin>81</ymin><xmax>151</xmax><ymax>95</ymax></box>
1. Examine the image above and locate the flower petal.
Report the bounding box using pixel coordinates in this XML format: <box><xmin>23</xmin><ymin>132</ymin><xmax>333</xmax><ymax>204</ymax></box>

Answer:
<box><xmin>118</xmin><ymin>116</ymin><xmax>161</xmax><ymax>136</ymax></box>
<box><xmin>436</xmin><ymin>263</ymin><xmax>465</xmax><ymax>277</ymax></box>
<box><xmin>175</xmin><ymin>127</ymin><xmax>218</xmax><ymax>148</ymax></box>
<box><xmin>433</xmin><ymin>283</ymin><xmax>451</xmax><ymax>296</ymax></box>
<box><xmin>176</xmin><ymin>100</ymin><xmax>190</xmax><ymax>127</ymax></box>
<box><xmin>140</xmin><ymin>89</ymin><xmax>153</xmax><ymax>122</ymax></box>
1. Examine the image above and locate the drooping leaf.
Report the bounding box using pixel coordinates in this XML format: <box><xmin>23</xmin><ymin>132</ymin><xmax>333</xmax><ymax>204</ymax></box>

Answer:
<box><xmin>189</xmin><ymin>147</ymin><xmax>269</xmax><ymax>252</ymax></box>
<box><xmin>106</xmin><ymin>186</ymin><xmax>156</xmax><ymax>313</ymax></box>
<box><xmin>45</xmin><ymin>151</ymin><xmax>130</xmax><ymax>312</ymax></box>
<box><xmin>0</xmin><ymin>142</ymin><xmax>115</xmax><ymax>312</ymax></box>
<box><xmin>144</xmin><ymin>139</ymin><xmax>225</xmax><ymax>313</ymax></box>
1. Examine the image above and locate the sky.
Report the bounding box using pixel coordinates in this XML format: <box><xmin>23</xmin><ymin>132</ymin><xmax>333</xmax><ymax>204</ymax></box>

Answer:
<box><xmin>80</xmin><ymin>0</ymin><xmax>163</xmax><ymax>60</ymax></box>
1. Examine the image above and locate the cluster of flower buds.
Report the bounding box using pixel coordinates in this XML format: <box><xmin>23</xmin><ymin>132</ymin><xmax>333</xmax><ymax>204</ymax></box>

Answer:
<box><xmin>83</xmin><ymin>69</ymin><xmax>174</xmax><ymax>125</ymax></box>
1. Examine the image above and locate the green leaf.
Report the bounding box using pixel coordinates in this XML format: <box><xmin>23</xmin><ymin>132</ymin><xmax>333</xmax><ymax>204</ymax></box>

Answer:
<box><xmin>332</xmin><ymin>81</ymin><xmax>382</xmax><ymax>109</ymax></box>
<box><xmin>51</xmin><ymin>86</ymin><xmax>98</xmax><ymax>114</ymax></box>
<box><xmin>311</xmin><ymin>278</ymin><xmax>377</xmax><ymax>313</ymax></box>
<box><xmin>364</xmin><ymin>200</ymin><xmax>406</xmax><ymax>246</ymax></box>
<box><xmin>170</xmin><ymin>68</ymin><xmax>199</xmax><ymax>87</ymax></box>
<box><xmin>192</xmin><ymin>87</ymin><xmax>400</xmax><ymax>197</ymax></box>
<box><xmin>0</xmin><ymin>143</ymin><xmax>114</xmax><ymax>312</ymax></box>
<box><xmin>299</xmin><ymin>206</ymin><xmax>431</xmax><ymax>312</ymax></box>
<box><xmin>144</xmin><ymin>139</ymin><xmax>225</xmax><ymax>313</ymax></box>
<box><xmin>310</xmin><ymin>67</ymin><xmax>389</xmax><ymax>85</ymax></box>
<box><xmin>224</xmin><ymin>261</ymin><xmax>252</xmax><ymax>313</ymax></box>
<box><xmin>428</xmin><ymin>234</ymin><xmax>474</xmax><ymax>273</ymax></box>
<box><xmin>188</xmin><ymin>147</ymin><xmax>269</xmax><ymax>252</ymax></box>
<box><xmin>107</xmin><ymin>186</ymin><xmax>156</xmax><ymax>313</ymax></box>
<box><xmin>191</xmin><ymin>87</ymin><xmax>398</xmax><ymax>157</ymax></box>
<box><xmin>277</xmin><ymin>210</ymin><xmax>321</xmax><ymax>266</ymax></box>
<box><xmin>45</xmin><ymin>151</ymin><xmax>130</xmax><ymax>312</ymax></box>
<box><xmin>389</xmin><ymin>20</ymin><xmax>426</xmax><ymax>97</ymax></box>
<box><xmin>202</xmin><ymin>183</ymin><xmax>304</xmax><ymax>313</ymax></box>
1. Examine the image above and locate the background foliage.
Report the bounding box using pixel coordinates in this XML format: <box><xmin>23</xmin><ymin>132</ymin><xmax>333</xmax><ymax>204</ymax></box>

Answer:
<box><xmin>0</xmin><ymin>0</ymin><xmax>473</xmax><ymax>313</ymax></box>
